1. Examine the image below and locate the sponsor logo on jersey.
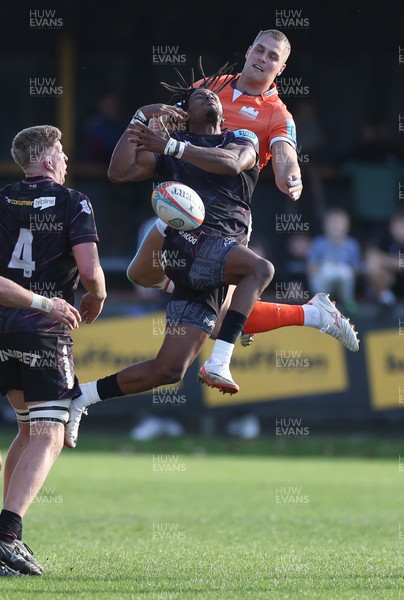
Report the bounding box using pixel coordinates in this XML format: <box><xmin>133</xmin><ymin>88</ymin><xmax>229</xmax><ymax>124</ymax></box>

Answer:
<box><xmin>234</xmin><ymin>129</ymin><xmax>259</xmax><ymax>141</ymax></box>
<box><xmin>0</xmin><ymin>349</ymin><xmax>41</xmax><ymax>366</ymax></box>
<box><xmin>239</xmin><ymin>106</ymin><xmax>259</xmax><ymax>120</ymax></box>
<box><xmin>9</xmin><ymin>199</ymin><xmax>34</xmax><ymax>206</ymax></box>
<box><xmin>33</xmin><ymin>196</ymin><xmax>56</xmax><ymax>210</ymax></box>
<box><xmin>178</xmin><ymin>230</ymin><xmax>198</xmax><ymax>245</ymax></box>
<box><xmin>234</xmin><ymin>129</ymin><xmax>259</xmax><ymax>150</ymax></box>
<box><xmin>264</xmin><ymin>87</ymin><xmax>278</xmax><ymax>98</ymax></box>
<box><xmin>80</xmin><ymin>199</ymin><xmax>92</xmax><ymax>214</ymax></box>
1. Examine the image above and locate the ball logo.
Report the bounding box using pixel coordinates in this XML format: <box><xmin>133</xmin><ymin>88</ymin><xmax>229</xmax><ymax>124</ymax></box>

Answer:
<box><xmin>169</xmin><ymin>218</ymin><xmax>185</xmax><ymax>228</ymax></box>
<box><xmin>171</xmin><ymin>186</ymin><xmax>191</xmax><ymax>201</ymax></box>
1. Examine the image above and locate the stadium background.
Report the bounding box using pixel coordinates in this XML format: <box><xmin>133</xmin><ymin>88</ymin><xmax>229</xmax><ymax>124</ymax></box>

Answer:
<box><xmin>0</xmin><ymin>2</ymin><xmax>403</xmax><ymax>436</ymax></box>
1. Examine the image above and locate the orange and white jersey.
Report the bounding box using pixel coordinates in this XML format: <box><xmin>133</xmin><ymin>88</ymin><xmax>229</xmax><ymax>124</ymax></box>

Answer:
<box><xmin>196</xmin><ymin>74</ymin><xmax>297</xmax><ymax>171</ymax></box>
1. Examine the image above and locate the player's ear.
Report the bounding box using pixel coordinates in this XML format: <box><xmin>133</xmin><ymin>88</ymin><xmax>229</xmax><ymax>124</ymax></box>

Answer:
<box><xmin>245</xmin><ymin>45</ymin><xmax>252</xmax><ymax>60</ymax></box>
<box><xmin>277</xmin><ymin>64</ymin><xmax>287</xmax><ymax>76</ymax></box>
<box><xmin>44</xmin><ymin>155</ymin><xmax>54</xmax><ymax>172</ymax></box>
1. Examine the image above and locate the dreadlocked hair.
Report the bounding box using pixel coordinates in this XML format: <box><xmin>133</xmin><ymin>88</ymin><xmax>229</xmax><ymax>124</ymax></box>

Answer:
<box><xmin>160</xmin><ymin>57</ymin><xmax>238</xmax><ymax>110</ymax></box>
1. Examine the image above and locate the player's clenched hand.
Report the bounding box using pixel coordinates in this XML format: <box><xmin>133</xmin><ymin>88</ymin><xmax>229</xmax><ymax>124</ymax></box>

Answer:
<box><xmin>47</xmin><ymin>298</ymin><xmax>81</xmax><ymax>330</ymax></box>
<box><xmin>286</xmin><ymin>176</ymin><xmax>303</xmax><ymax>201</ymax></box>
<box><xmin>79</xmin><ymin>293</ymin><xmax>105</xmax><ymax>324</ymax></box>
<box><xmin>127</xmin><ymin>122</ymin><xmax>168</xmax><ymax>153</ymax></box>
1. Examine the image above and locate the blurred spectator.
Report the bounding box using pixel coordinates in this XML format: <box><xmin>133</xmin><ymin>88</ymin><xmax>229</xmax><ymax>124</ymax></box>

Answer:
<box><xmin>306</xmin><ymin>207</ymin><xmax>363</xmax><ymax>314</ymax></box>
<box><xmin>226</xmin><ymin>413</ymin><xmax>261</xmax><ymax>440</ymax></box>
<box><xmin>130</xmin><ymin>413</ymin><xmax>184</xmax><ymax>441</ymax></box>
<box><xmin>293</xmin><ymin>99</ymin><xmax>330</xmax><ymax>231</ymax></box>
<box><xmin>338</xmin><ymin>112</ymin><xmax>404</xmax><ymax>242</ymax></box>
<box><xmin>277</xmin><ymin>233</ymin><xmax>311</xmax><ymax>296</ymax></box>
<box><xmin>82</xmin><ymin>88</ymin><xmax>127</xmax><ymax>164</ymax></box>
<box><xmin>364</xmin><ymin>208</ymin><xmax>404</xmax><ymax>308</ymax></box>
<box><xmin>78</xmin><ymin>89</ymin><xmax>142</xmax><ymax>258</ymax></box>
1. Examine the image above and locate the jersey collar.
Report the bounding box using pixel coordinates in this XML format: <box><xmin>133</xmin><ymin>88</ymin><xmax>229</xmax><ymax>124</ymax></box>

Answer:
<box><xmin>22</xmin><ymin>175</ymin><xmax>55</xmax><ymax>184</ymax></box>
<box><xmin>231</xmin><ymin>78</ymin><xmax>279</xmax><ymax>101</ymax></box>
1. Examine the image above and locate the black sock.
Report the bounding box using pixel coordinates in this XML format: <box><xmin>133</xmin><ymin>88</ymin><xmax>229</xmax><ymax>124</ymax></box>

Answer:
<box><xmin>0</xmin><ymin>509</ymin><xmax>22</xmax><ymax>543</ymax></box>
<box><xmin>217</xmin><ymin>310</ymin><xmax>247</xmax><ymax>344</ymax></box>
<box><xmin>97</xmin><ymin>374</ymin><xmax>124</xmax><ymax>401</ymax></box>
<box><xmin>17</xmin><ymin>521</ymin><xmax>23</xmax><ymax>541</ymax></box>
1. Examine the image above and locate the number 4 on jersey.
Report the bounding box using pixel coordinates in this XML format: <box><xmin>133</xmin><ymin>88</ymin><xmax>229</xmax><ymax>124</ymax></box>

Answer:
<box><xmin>8</xmin><ymin>228</ymin><xmax>35</xmax><ymax>277</ymax></box>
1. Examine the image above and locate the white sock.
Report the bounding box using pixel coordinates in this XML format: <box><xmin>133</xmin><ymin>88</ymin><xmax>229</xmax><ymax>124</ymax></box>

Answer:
<box><xmin>208</xmin><ymin>339</ymin><xmax>235</xmax><ymax>365</ymax></box>
<box><xmin>76</xmin><ymin>380</ymin><xmax>101</xmax><ymax>409</ymax></box>
<box><xmin>302</xmin><ymin>304</ymin><xmax>321</xmax><ymax>328</ymax></box>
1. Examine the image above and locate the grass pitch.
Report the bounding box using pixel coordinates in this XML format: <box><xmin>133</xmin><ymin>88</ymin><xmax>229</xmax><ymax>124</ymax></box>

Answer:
<box><xmin>0</xmin><ymin>434</ymin><xmax>402</xmax><ymax>599</ymax></box>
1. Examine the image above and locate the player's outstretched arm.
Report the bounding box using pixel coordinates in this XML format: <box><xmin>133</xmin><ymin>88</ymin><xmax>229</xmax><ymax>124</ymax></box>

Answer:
<box><xmin>0</xmin><ymin>275</ymin><xmax>81</xmax><ymax>329</ymax></box>
<box><xmin>271</xmin><ymin>140</ymin><xmax>303</xmax><ymax>201</ymax></box>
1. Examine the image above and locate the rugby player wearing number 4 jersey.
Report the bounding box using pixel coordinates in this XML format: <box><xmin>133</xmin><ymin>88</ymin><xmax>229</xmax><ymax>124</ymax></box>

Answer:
<box><xmin>0</xmin><ymin>276</ymin><xmax>82</xmax><ymax>577</ymax></box>
<box><xmin>0</xmin><ymin>125</ymin><xmax>106</xmax><ymax>575</ymax></box>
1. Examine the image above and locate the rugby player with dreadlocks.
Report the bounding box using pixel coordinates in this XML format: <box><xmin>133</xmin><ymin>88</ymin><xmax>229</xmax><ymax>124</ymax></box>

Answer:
<box><xmin>64</xmin><ymin>81</ymin><xmax>277</xmax><ymax>446</ymax></box>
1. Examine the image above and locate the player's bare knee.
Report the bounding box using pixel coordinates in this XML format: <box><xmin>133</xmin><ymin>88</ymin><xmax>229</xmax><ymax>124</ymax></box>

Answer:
<box><xmin>127</xmin><ymin>266</ymin><xmax>161</xmax><ymax>289</ymax></box>
<box><xmin>29</xmin><ymin>421</ymin><xmax>65</xmax><ymax>457</ymax></box>
<box><xmin>155</xmin><ymin>361</ymin><xmax>186</xmax><ymax>386</ymax></box>
<box><xmin>16</xmin><ymin>423</ymin><xmax>30</xmax><ymax>442</ymax></box>
<box><xmin>127</xmin><ymin>264</ymin><xmax>145</xmax><ymax>287</ymax></box>
<box><xmin>254</xmin><ymin>257</ymin><xmax>275</xmax><ymax>288</ymax></box>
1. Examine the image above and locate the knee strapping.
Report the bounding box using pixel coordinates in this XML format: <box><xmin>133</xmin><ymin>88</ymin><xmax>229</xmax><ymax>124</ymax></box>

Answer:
<box><xmin>28</xmin><ymin>400</ymin><xmax>71</xmax><ymax>425</ymax></box>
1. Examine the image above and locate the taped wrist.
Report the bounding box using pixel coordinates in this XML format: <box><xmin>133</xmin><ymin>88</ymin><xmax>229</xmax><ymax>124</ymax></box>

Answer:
<box><xmin>130</xmin><ymin>109</ymin><xmax>148</xmax><ymax>125</ymax></box>
<box><xmin>30</xmin><ymin>293</ymin><xmax>53</xmax><ymax>313</ymax></box>
<box><xmin>164</xmin><ymin>138</ymin><xmax>185</xmax><ymax>159</ymax></box>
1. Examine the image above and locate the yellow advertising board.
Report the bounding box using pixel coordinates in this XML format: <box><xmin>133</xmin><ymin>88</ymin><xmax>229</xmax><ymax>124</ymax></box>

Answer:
<box><xmin>64</xmin><ymin>311</ymin><xmax>404</xmax><ymax>413</ymax></box>
<box><xmin>71</xmin><ymin>313</ymin><xmax>167</xmax><ymax>382</ymax></box>
<box><xmin>366</xmin><ymin>328</ymin><xmax>404</xmax><ymax>410</ymax></box>
<box><xmin>72</xmin><ymin>314</ymin><xmax>349</xmax><ymax>409</ymax></box>
<box><xmin>200</xmin><ymin>326</ymin><xmax>349</xmax><ymax>407</ymax></box>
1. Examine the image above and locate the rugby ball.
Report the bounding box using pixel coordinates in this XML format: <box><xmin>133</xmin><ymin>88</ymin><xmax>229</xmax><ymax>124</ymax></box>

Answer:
<box><xmin>151</xmin><ymin>181</ymin><xmax>205</xmax><ymax>231</ymax></box>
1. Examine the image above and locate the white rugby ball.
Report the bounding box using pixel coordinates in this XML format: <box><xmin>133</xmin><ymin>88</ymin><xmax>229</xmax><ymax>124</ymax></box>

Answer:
<box><xmin>151</xmin><ymin>181</ymin><xmax>205</xmax><ymax>231</ymax></box>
